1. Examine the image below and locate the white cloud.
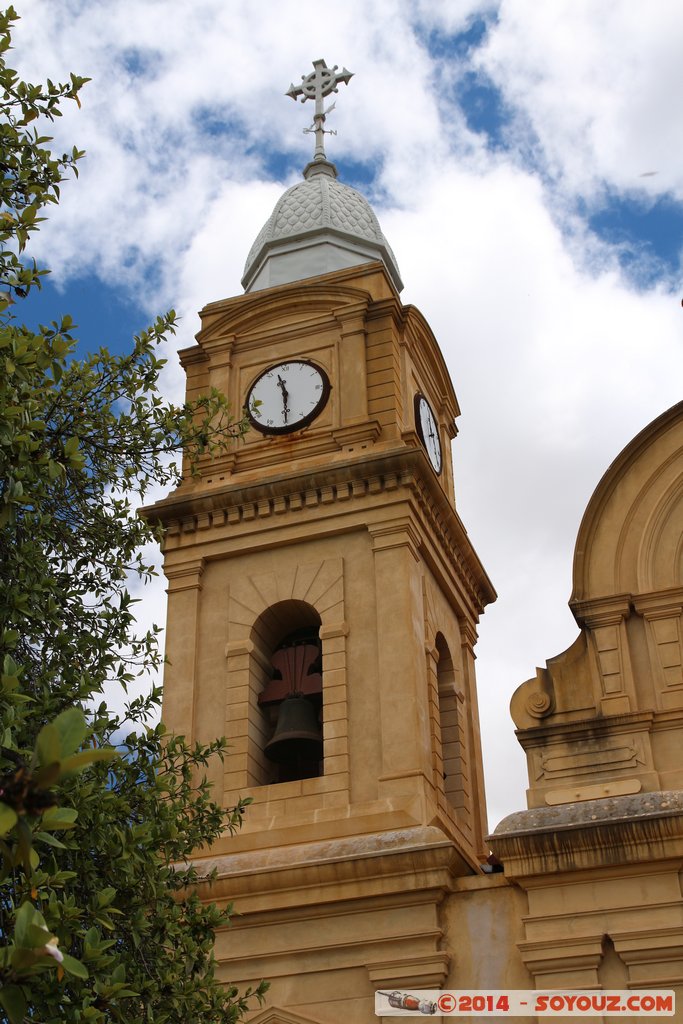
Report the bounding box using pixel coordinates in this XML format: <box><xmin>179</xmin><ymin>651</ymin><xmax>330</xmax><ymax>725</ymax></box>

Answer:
<box><xmin>9</xmin><ymin>0</ymin><xmax>683</xmax><ymax>827</ymax></box>
<box><xmin>413</xmin><ymin>0</ymin><xmax>497</xmax><ymax>33</ymax></box>
<box><xmin>478</xmin><ymin>0</ymin><xmax>683</xmax><ymax>201</ymax></box>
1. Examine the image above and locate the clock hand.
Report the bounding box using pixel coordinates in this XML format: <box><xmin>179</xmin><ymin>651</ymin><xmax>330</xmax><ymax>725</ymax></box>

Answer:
<box><xmin>277</xmin><ymin>374</ymin><xmax>289</xmax><ymax>422</ymax></box>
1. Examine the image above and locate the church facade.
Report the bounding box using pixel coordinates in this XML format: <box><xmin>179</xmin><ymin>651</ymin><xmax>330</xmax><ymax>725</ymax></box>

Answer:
<box><xmin>147</xmin><ymin>63</ymin><xmax>683</xmax><ymax>1023</ymax></box>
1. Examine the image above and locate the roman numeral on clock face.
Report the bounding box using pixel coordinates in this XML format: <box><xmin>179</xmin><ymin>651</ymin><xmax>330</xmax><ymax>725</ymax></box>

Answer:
<box><xmin>246</xmin><ymin>360</ymin><xmax>331</xmax><ymax>435</ymax></box>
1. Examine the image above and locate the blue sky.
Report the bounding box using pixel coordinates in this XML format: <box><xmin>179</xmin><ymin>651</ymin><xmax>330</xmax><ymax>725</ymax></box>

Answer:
<box><xmin>21</xmin><ymin>274</ymin><xmax>146</xmax><ymax>358</ymax></box>
<box><xmin>10</xmin><ymin>0</ymin><xmax>683</xmax><ymax>825</ymax></box>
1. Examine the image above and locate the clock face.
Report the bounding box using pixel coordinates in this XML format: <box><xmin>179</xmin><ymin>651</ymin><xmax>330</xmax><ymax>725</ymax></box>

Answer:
<box><xmin>415</xmin><ymin>394</ymin><xmax>442</xmax><ymax>474</ymax></box>
<box><xmin>246</xmin><ymin>360</ymin><xmax>331</xmax><ymax>435</ymax></box>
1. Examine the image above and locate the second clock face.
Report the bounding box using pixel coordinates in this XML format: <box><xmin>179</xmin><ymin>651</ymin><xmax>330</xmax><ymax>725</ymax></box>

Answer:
<box><xmin>246</xmin><ymin>360</ymin><xmax>331</xmax><ymax>435</ymax></box>
<box><xmin>415</xmin><ymin>394</ymin><xmax>443</xmax><ymax>474</ymax></box>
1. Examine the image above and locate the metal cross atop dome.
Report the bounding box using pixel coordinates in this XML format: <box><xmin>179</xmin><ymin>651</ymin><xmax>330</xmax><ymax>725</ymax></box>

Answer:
<box><xmin>286</xmin><ymin>59</ymin><xmax>353</xmax><ymax>163</ymax></box>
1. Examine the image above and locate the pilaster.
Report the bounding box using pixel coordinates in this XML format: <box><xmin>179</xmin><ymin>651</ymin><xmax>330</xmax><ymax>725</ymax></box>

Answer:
<box><xmin>459</xmin><ymin>618</ymin><xmax>488</xmax><ymax>854</ymax></box>
<box><xmin>162</xmin><ymin>557</ymin><xmax>205</xmax><ymax>741</ymax></box>
<box><xmin>369</xmin><ymin>518</ymin><xmax>434</xmax><ymax>803</ymax></box>
<box><xmin>576</xmin><ymin>597</ymin><xmax>636</xmax><ymax>716</ymax></box>
<box><xmin>334</xmin><ymin>299</ymin><xmax>370</xmax><ymax>424</ymax></box>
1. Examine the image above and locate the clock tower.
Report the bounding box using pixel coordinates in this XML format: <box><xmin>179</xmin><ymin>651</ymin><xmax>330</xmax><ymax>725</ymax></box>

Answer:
<box><xmin>148</xmin><ymin>61</ymin><xmax>496</xmax><ymax>1021</ymax></box>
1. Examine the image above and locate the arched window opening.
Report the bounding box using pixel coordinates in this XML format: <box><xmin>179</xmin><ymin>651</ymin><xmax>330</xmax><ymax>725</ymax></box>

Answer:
<box><xmin>436</xmin><ymin>633</ymin><xmax>466</xmax><ymax>813</ymax></box>
<box><xmin>250</xmin><ymin>602</ymin><xmax>323</xmax><ymax>786</ymax></box>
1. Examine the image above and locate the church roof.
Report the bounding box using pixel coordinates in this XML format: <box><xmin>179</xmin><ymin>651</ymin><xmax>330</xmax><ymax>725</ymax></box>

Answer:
<box><xmin>241</xmin><ymin>158</ymin><xmax>403</xmax><ymax>294</ymax></box>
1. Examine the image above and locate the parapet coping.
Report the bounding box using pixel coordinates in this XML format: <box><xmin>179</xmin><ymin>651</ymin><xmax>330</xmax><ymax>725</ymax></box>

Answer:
<box><xmin>492</xmin><ymin>790</ymin><xmax>683</xmax><ymax>837</ymax></box>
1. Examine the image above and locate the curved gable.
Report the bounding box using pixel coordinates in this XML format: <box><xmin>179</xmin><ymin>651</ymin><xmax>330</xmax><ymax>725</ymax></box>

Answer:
<box><xmin>511</xmin><ymin>402</ymin><xmax>683</xmax><ymax>804</ymax></box>
<box><xmin>196</xmin><ymin>280</ymin><xmax>377</xmax><ymax>343</ymax></box>
<box><xmin>571</xmin><ymin>401</ymin><xmax>683</xmax><ymax>604</ymax></box>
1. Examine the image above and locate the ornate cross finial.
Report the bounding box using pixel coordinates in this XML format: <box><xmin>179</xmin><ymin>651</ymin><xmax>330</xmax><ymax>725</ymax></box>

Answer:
<box><xmin>286</xmin><ymin>58</ymin><xmax>353</xmax><ymax>163</ymax></box>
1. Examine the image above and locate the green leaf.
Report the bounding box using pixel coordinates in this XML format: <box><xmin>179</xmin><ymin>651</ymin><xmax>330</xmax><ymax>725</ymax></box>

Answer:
<box><xmin>1</xmin><ymin>653</ymin><xmax>21</xmax><ymax>691</ymax></box>
<box><xmin>33</xmin><ymin>830</ymin><xmax>67</xmax><ymax>849</ymax></box>
<box><xmin>31</xmin><ymin>761</ymin><xmax>61</xmax><ymax>789</ymax></box>
<box><xmin>58</xmin><ymin>746</ymin><xmax>118</xmax><ymax>776</ymax></box>
<box><xmin>2</xmin><ymin>655</ymin><xmax>19</xmax><ymax>676</ymax></box>
<box><xmin>60</xmin><ymin>952</ymin><xmax>89</xmax><ymax>979</ymax></box>
<box><xmin>0</xmin><ymin>672</ymin><xmax>19</xmax><ymax>693</ymax></box>
<box><xmin>97</xmin><ymin>886</ymin><xmax>116</xmax><ymax>908</ymax></box>
<box><xmin>0</xmin><ymin>803</ymin><xmax>17</xmax><ymax>837</ymax></box>
<box><xmin>39</xmin><ymin>805</ymin><xmax>77</xmax><ymax>829</ymax></box>
<box><xmin>51</xmin><ymin>706</ymin><xmax>87</xmax><ymax>757</ymax></box>
<box><xmin>24</xmin><ymin>920</ymin><xmax>51</xmax><ymax>947</ymax></box>
<box><xmin>0</xmin><ymin>985</ymin><xmax>26</xmax><ymax>1024</ymax></box>
<box><xmin>110</xmin><ymin>963</ymin><xmax>125</xmax><ymax>983</ymax></box>
<box><xmin>63</xmin><ymin>434</ymin><xmax>79</xmax><ymax>456</ymax></box>
<box><xmin>35</xmin><ymin>721</ymin><xmax>61</xmax><ymax>768</ymax></box>
<box><xmin>14</xmin><ymin>901</ymin><xmax>50</xmax><ymax>948</ymax></box>
<box><xmin>9</xmin><ymin>947</ymin><xmax>41</xmax><ymax>971</ymax></box>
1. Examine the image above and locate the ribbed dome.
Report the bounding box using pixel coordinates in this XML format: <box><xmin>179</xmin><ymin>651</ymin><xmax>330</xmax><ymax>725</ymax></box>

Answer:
<box><xmin>242</xmin><ymin>160</ymin><xmax>402</xmax><ymax>293</ymax></box>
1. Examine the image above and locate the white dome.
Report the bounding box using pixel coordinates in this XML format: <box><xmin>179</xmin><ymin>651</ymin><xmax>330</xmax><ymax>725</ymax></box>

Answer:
<box><xmin>242</xmin><ymin>160</ymin><xmax>403</xmax><ymax>293</ymax></box>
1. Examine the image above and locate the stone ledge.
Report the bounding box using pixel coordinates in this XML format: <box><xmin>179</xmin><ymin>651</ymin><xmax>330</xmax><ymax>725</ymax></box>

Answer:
<box><xmin>216</xmin><ymin>931</ymin><xmax>445</xmax><ymax>982</ymax></box>
<box><xmin>494</xmin><ymin>790</ymin><xmax>683</xmax><ymax>834</ymax></box>
<box><xmin>143</xmin><ymin>447</ymin><xmax>495</xmax><ymax>612</ymax></box>
<box><xmin>184</xmin><ymin>825</ymin><xmax>473</xmax><ymax>911</ymax></box>
<box><xmin>367</xmin><ymin>951</ymin><xmax>450</xmax><ymax>988</ymax></box>
<box><xmin>489</xmin><ymin>791</ymin><xmax>683</xmax><ymax>877</ymax></box>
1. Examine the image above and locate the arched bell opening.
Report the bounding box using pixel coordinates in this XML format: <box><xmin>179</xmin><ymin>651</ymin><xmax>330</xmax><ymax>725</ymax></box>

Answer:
<box><xmin>250</xmin><ymin>601</ymin><xmax>323</xmax><ymax>786</ymax></box>
<box><xmin>435</xmin><ymin>632</ymin><xmax>467</xmax><ymax>816</ymax></box>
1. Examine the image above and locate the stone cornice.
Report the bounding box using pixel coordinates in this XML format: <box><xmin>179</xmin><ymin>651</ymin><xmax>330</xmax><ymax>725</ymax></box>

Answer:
<box><xmin>185</xmin><ymin>826</ymin><xmax>466</xmax><ymax>911</ymax></box>
<box><xmin>514</xmin><ymin>710</ymin><xmax>656</xmax><ymax>751</ymax></box>
<box><xmin>142</xmin><ymin>447</ymin><xmax>496</xmax><ymax>613</ymax></box>
<box><xmin>633</xmin><ymin>585</ymin><xmax>683</xmax><ymax>617</ymax></box>
<box><xmin>570</xmin><ymin>592</ymin><xmax>632</xmax><ymax>627</ymax></box>
<box><xmin>193</xmin><ymin>261</ymin><xmax>396</xmax><ymax>344</ymax></box>
<box><xmin>490</xmin><ymin>791</ymin><xmax>683</xmax><ymax>878</ymax></box>
<box><xmin>163</xmin><ymin>558</ymin><xmax>205</xmax><ymax>592</ymax></box>
<box><xmin>178</xmin><ymin>344</ymin><xmax>209</xmax><ymax>368</ymax></box>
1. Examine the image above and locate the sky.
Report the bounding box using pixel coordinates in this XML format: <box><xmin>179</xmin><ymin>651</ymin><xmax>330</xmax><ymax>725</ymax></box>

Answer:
<box><xmin>10</xmin><ymin>0</ymin><xmax>683</xmax><ymax>830</ymax></box>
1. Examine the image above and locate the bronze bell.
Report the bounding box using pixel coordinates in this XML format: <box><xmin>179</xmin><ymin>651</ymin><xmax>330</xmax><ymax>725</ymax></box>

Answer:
<box><xmin>264</xmin><ymin>695</ymin><xmax>323</xmax><ymax>764</ymax></box>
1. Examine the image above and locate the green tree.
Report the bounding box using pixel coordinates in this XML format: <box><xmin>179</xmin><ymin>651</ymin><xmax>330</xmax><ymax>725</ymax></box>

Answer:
<box><xmin>0</xmin><ymin>7</ymin><xmax>264</xmax><ymax>1021</ymax></box>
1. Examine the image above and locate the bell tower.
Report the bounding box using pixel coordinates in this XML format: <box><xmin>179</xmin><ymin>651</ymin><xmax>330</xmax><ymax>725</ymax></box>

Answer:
<box><xmin>147</xmin><ymin>62</ymin><xmax>495</xmax><ymax>1020</ymax></box>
